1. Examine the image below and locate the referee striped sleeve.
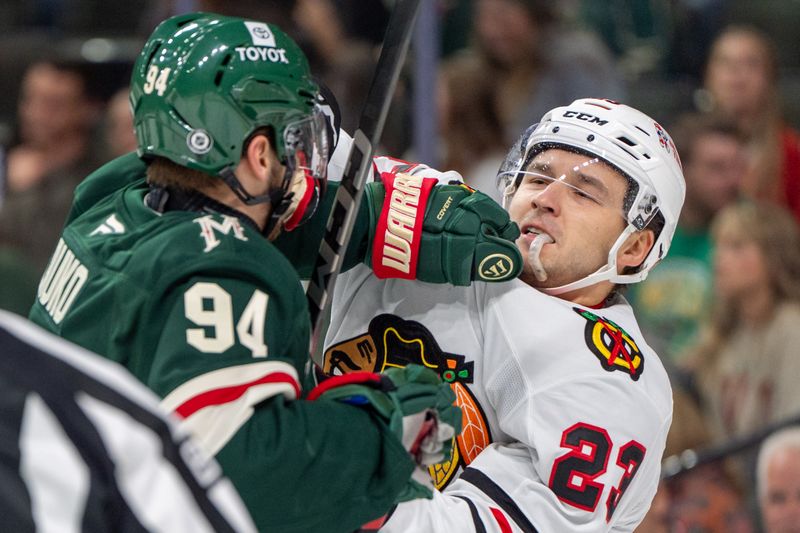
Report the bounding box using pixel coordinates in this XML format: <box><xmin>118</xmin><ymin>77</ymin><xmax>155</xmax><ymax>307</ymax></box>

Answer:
<box><xmin>0</xmin><ymin>311</ymin><xmax>256</xmax><ymax>533</ymax></box>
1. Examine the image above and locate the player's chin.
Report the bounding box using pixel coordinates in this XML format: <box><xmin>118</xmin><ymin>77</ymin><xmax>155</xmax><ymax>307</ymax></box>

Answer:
<box><xmin>519</xmin><ymin>265</ymin><xmax>550</xmax><ymax>289</ymax></box>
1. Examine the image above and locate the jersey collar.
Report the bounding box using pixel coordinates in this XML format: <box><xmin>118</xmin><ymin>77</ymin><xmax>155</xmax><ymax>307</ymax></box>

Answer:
<box><xmin>145</xmin><ymin>185</ymin><xmax>261</xmax><ymax>232</ymax></box>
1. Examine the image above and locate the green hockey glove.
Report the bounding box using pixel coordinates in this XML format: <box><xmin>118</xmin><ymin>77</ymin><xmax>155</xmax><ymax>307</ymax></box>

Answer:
<box><xmin>365</xmin><ymin>173</ymin><xmax>522</xmax><ymax>285</ymax></box>
<box><xmin>308</xmin><ymin>365</ymin><xmax>461</xmax><ymax>472</ymax></box>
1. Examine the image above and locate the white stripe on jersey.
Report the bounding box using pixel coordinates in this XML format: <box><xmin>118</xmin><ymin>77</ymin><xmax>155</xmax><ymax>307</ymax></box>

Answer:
<box><xmin>19</xmin><ymin>393</ymin><xmax>89</xmax><ymax>533</ymax></box>
<box><xmin>161</xmin><ymin>361</ymin><xmax>300</xmax><ymax>455</ymax></box>
<box><xmin>0</xmin><ymin>311</ymin><xmax>160</xmax><ymax>412</ymax></box>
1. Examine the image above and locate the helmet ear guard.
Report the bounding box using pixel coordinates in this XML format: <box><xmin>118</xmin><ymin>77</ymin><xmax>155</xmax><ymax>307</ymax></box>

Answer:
<box><xmin>497</xmin><ymin>98</ymin><xmax>686</xmax><ymax>292</ymax></box>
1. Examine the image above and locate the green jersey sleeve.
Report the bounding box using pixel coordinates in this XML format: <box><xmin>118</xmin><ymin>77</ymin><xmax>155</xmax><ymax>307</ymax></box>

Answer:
<box><xmin>30</xmin><ymin>186</ymin><xmax>418</xmax><ymax>533</ymax></box>
<box><xmin>147</xmin><ymin>273</ymin><xmax>413</xmax><ymax>532</ymax></box>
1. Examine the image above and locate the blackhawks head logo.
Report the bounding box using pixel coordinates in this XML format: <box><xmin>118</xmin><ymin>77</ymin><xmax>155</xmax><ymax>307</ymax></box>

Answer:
<box><xmin>573</xmin><ymin>308</ymin><xmax>644</xmax><ymax>381</ymax></box>
<box><xmin>324</xmin><ymin>314</ymin><xmax>491</xmax><ymax>489</ymax></box>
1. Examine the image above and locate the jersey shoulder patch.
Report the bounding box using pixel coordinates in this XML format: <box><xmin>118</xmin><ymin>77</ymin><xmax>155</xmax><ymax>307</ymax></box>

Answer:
<box><xmin>573</xmin><ymin>307</ymin><xmax>644</xmax><ymax>381</ymax></box>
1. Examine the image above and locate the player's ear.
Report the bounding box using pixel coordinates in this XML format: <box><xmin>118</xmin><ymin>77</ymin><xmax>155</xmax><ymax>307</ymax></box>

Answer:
<box><xmin>242</xmin><ymin>132</ymin><xmax>274</xmax><ymax>186</ymax></box>
<box><xmin>617</xmin><ymin>229</ymin><xmax>655</xmax><ymax>271</ymax></box>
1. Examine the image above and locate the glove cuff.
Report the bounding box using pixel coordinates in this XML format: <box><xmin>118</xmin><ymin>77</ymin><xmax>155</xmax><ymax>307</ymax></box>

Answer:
<box><xmin>306</xmin><ymin>371</ymin><xmax>386</xmax><ymax>401</ymax></box>
<box><xmin>371</xmin><ymin>173</ymin><xmax>437</xmax><ymax>280</ymax></box>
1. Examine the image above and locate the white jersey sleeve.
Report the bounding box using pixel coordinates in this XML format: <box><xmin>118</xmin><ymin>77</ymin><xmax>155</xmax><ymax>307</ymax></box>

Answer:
<box><xmin>327</xmin><ymin>129</ymin><xmax>464</xmax><ymax>184</ymax></box>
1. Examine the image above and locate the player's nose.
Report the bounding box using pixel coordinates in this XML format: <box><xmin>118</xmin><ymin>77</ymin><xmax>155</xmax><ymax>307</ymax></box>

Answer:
<box><xmin>530</xmin><ymin>182</ymin><xmax>562</xmax><ymax>216</ymax></box>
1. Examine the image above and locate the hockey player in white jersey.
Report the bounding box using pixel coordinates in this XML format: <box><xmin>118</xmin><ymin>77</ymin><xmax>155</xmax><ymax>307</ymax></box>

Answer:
<box><xmin>323</xmin><ymin>98</ymin><xmax>685</xmax><ymax>532</ymax></box>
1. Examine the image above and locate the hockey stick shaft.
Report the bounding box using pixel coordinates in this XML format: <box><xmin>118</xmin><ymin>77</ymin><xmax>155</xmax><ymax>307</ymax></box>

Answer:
<box><xmin>306</xmin><ymin>0</ymin><xmax>422</xmax><ymax>356</ymax></box>
<box><xmin>661</xmin><ymin>412</ymin><xmax>800</xmax><ymax>480</ymax></box>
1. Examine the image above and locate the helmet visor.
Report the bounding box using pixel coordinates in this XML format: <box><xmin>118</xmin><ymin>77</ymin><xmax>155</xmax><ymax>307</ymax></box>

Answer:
<box><xmin>497</xmin><ymin>165</ymin><xmax>615</xmax><ymax>211</ymax></box>
<box><xmin>283</xmin><ymin>110</ymin><xmax>329</xmax><ymax>181</ymax></box>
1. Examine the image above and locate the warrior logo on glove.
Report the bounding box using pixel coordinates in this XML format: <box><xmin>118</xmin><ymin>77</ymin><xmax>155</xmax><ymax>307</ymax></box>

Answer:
<box><xmin>478</xmin><ymin>253</ymin><xmax>516</xmax><ymax>281</ymax></box>
<box><xmin>366</xmin><ymin>172</ymin><xmax>522</xmax><ymax>285</ymax></box>
<box><xmin>324</xmin><ymin>314</ymin><xmax>492</xmax><ymax>489</ymax></box>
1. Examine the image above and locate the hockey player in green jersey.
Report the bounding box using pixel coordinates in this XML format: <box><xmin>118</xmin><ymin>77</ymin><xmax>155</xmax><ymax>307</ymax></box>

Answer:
<box><xmin>29</xmin><ymin>12</ymin><xmax>522</xmax><ymax>533</ymax></box>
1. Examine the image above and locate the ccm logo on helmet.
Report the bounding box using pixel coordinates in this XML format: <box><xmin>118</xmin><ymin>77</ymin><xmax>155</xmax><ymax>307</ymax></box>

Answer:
<box><xmin>562</xmin><ymin>111</ymin><xmax>608</xmax><ymax>126</ymax></box>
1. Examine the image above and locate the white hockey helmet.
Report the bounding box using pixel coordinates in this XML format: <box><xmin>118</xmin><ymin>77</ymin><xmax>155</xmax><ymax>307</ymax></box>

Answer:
<box><xmin>497</xmin><ymin>98</ymin><xmax>686</xmax><ymax>293</ymax></box>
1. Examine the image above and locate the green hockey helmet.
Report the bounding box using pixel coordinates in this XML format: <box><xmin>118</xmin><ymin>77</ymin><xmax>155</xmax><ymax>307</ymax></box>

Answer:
<box><xmin>131</xmin><ymin>12</ymin><xmax>329</xmax><ymax>224</ymax></box>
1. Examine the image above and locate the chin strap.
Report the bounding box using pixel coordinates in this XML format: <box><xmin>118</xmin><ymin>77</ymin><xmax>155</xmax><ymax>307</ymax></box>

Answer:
<box><xmin>216</xmin><ymin>165</ymin><xmax>299</xmax><ymax>239</ymax></box>
<box><xmin>541</xmin><ymin>224</ymin><xmax>650</xmax><ymax>295</ymax></box>
<box><xmin>218</xmin><ymin>167</ymin><xmax>273</xmax><ymax>206</ymax></box>
<box><xmin>218</xmin><ymin>162</ymin><xmax>320</xmax><ymax>240</ymax></box>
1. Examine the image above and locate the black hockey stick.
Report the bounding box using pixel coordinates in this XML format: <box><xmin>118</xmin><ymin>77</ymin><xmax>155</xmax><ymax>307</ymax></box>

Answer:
<box><xmin>306</xmin><ymin>0</ymin><xmax>422</xmax><ymax>356</ymax></box>
<box><xmin>661</xmin><ymin>412</ymin><xmax>800</xmax><ymax>480</ymax></box>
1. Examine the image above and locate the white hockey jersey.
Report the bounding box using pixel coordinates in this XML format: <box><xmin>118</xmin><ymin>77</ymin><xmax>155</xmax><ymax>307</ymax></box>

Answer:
<box><xmin>324</xmin><ymin>138</ymin><xmax>672</xmax><ymax>532</ymax></box>
<box><xmin>326</xmin><ymin>271</ymin><xmax>671</xmax><ymax>532</ymax></box>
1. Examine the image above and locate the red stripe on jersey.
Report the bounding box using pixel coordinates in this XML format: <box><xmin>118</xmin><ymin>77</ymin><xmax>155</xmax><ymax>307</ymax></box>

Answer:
<box><xmin>174</xmin><ymin>372</ymin><xmax>300</xmax><ymax>419</ymax></box>
<box><xmin>490</xmin><ymin>507</ymin><xmax>512</xmax><ymax>533</ymax></box>
<box><xmin>307</xmin><ymin>371</ymin><xmax>384</xmax><ymax>401</ymax></box>
<box><xmin>358</xmin><ymin>515</ymin><xmax>388</xmax><ymax>531</ymax></box>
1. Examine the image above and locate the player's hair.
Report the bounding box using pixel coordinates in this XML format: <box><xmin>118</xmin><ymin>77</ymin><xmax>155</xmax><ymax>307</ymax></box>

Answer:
<box><xmin>756</xmin><ymin>426</ymin><xmax>800</xmax><ymax>501</ymax></box>
<box><xmin>147</xmin><ymin>126</ymin><xmax>278</xmax><ymax>192</ymax></box>
<box><xmin>146</xmin><ymin>157</ymin><xmax>218</xmax><ymax>191</ymax></box>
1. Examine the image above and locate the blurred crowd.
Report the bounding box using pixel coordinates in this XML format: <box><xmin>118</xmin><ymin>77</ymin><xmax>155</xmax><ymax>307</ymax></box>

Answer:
<box><xmin>2</xmin><ymin>1</ymin><xmax>800</xmax><ymax>531</ymax></box>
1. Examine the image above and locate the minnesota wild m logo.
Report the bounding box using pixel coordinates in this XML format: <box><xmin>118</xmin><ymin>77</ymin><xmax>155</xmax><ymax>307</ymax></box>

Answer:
<box><xmin>193</xmin><ymin>215</ymin><xmax>248</xmax><ymax>252</ymax></box>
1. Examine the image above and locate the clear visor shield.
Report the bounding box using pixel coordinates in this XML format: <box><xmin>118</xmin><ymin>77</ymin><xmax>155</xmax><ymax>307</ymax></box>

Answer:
<box><xmin>283</xmin><ymin>109</ymin><xmax>330</xmax><ymax>181</ymax></box>
<box><xmin>495</xmin><ymin>147</ymin><xmax>662</xmax><ymax>293</ymax></box>
<box><xmin>496</xmin><ymin>157</ymin><xmax>625</xmax><ymax>217</ymax></box>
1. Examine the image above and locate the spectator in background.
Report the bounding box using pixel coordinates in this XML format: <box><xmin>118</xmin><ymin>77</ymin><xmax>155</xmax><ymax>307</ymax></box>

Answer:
<box><xmin>104</xmin><ymin>86</ymin><xmax>137</xmax><ymax>159</ymax></box>
<box><xmin>686</xmin><ymin>202</ymin><xmax>800</xmax><ymax>458</ymax></box>
<box><xmin>758</xmin><ymin>427</ymin><xmax>800</xmax><ymax>533</ymax></box>
<box><xmin>143</xmin><ymin>0</ymin><xmax>299</xmax><ymax>39</ymax></box>
<box><xmin>700</xmin><ymin>25</ymin><xmax>800</xmax><ymax>223</ymax></box>
<box><xmin>0</xmin><ymin>59</ymin><xmax>104</xmax><ymax>311</ymax></box>
<box><xmin>466</xmin><ymin>0</ymin><xmax>625</xmax><ymax>144</ymax></box>
<box><xmin>4</xmin><ymin>60</ymin><xmax>101</xmax><ymax>194</ymax></box>
<box><xmin>437</xmin><ymin>54</ymin><xmax>506</xmax><ymax>203</ymax></box>
<box><xmin>575</xmin><ymin>0</ymin><xmax>674</xmax><ymax>78</ymax></box>
<box><xmin>652</xmin><ymin>356</ymin><xmax>755</xmax><ymax>532</ymax></box>
<box><xmin>634</xmin><ymin>482</ymin><xmax>671</xmax><ymax>533</ymax></box>
<box><xmin>628</xmin><ymin>113</ymin><xmax>745</xmax><ymax>365</ymax></box>
<box><xmin>292</xmin><ymin>0</ymin><xmax>388</xmax><ymax>132</ymax></box>
<box><xmin>668</xmin><ymin>462</ymin><xmax>755</xmax><ymax>533</ymax></box>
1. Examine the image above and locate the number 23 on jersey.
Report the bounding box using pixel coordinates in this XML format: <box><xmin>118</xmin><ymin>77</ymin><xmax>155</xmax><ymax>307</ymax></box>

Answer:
<box><xmin>549</xmin><ymin>422</ymin><xmax>646</xmax><ymax>522</ymax></box>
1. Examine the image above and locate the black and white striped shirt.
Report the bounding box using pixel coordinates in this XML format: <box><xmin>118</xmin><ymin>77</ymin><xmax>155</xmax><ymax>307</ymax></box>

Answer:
<box><xmin>0</xmin><ymin>311</ymin><xmax>256</xmax><ymax>532</ymax></box>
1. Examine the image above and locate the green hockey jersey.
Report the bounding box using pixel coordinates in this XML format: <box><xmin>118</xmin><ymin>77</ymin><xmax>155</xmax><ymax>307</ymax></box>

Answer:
<box><xmin>29</xmin><ymin>154</ymin><xmax>413</xmax><ymax>533</ymax></box>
